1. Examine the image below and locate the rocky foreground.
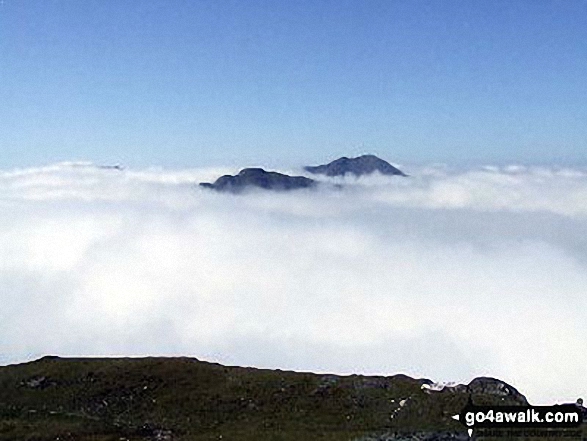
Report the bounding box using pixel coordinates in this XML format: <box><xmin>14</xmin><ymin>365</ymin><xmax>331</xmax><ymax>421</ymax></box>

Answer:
<box><xmin>0</xmin><ymin>357</ymin><xmax>583</xmax><ymax>441</ymax></box>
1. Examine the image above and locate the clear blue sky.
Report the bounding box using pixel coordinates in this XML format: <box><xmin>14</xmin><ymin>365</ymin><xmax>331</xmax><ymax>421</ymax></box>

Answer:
<box><xmin>1</xmin><ymin>0</ymin><xmax>586</xmax><ymax>168</ymax></box>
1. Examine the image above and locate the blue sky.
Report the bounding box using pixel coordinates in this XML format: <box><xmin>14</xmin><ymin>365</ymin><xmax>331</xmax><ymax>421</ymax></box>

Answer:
<box><xmin>1</xmin><ymin>0</ymin><xmax>586</xmax><ymax>168</ymax></box>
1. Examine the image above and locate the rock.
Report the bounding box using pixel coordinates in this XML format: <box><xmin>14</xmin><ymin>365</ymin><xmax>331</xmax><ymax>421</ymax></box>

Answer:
<box><xmin>311</xmin><ymin>375</ymin><xmax>339</xmax><ymax>396</ymax></box>
<box><xmin>136</xmin><ymin>423</ymin><xmax>173</xmax><ymax>440</ymax></box>
<box><xmin>21</xmin><ymin>376</ymin><xmax>53</xmax><ymax>389</ymax></box>
<box><xmin>467</xmin><ymin>377</ymin><xmax>528</xmax><ymax>405</ymax></box>
<box><xmin>421</xmin><ymin>382</ymin><xmax>467</xmax><ymax>394</ymax></box>
<box><xmin>304</xmin><ymin>155</ymin><xmax>407</xmax><ymax>177</ymax></box>
<box><xmin>200</xmin><ymin>168</ymin><xmax>316</xmax><ymax>193</ymax></box>
<box><xmin>355</xmin><ymin>431</ymin><xmax>469</xmax><ymax>441</ymax></box>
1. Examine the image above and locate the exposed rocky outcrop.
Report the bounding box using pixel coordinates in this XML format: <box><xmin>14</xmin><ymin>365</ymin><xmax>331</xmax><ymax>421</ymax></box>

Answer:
<box><xmin>200</xmin><ymin>167</ymin><xmax>316</xmax><ymax>193</ymax></box>
<box><xmin>304</xmin><ymin>154</ymin><xmax>407</xmax><ymax>177</ymax></box>
<box><xmin>420</xmin><ymin>377</ymin><xmax>528</xmax><ymax>406</ymax></box>
<box><xmin>467</xmin><ymin>377</ymin><xmax>528</xmax><ymax>405</ymax></box>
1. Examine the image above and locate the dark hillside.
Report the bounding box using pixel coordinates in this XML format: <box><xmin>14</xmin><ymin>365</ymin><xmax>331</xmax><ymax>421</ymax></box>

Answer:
<box><xmin>0</xmin><ymin>357</ymin><xmax>582</xmax><ymax>441</ymax></box>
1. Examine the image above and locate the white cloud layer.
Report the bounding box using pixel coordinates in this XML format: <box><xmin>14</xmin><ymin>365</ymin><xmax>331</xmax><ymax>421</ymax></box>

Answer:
<box><xmin>1</xmin><ymin>162</ymin><xmax>586</xmax><ymax>405</ymax></box>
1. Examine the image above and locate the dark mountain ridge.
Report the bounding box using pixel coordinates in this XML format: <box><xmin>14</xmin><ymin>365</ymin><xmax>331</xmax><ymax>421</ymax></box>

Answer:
<box><xmin>304</xmin><ymin>155</ymin><xmax>407</xmax><ymax>177</ymax></box>
<box><xmin>200</xmin><ymin>168</ymin><xmax>316</xmax><ymax>193</ymax></box>
<box><xmin>199</xmin><ymin>155</ymin><xmax>406</xmax><ymax>193</ymax></box>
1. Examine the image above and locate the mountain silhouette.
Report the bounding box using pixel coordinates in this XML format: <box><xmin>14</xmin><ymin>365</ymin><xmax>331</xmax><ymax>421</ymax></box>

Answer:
<box><xmin>304</xmin><ymin>154</ymin><xmax>407</xmax><ymax>177</ymax></box>
<box><xmin>200</xmin><ymin>168</ymin><xmax>316</xmax><ymax>193</ymax></box>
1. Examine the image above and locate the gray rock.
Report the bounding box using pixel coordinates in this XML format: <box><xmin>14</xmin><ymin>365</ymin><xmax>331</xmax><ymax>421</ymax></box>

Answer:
<box><xmin>467</xmin><ymin>377</ymin><xmax>528</xmax><ymax>405</ymax></box>
<box><xmin>21</xmin><ymin>375</ymin><xmax>53</xmax><ymax>389</ymax></box>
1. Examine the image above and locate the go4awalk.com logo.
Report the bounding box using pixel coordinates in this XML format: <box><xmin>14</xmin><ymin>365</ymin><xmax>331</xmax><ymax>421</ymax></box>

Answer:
<box><xmin>452</xmin><ymin>403</ymin><xmax>582</xmax><ymax>437</ymax></box>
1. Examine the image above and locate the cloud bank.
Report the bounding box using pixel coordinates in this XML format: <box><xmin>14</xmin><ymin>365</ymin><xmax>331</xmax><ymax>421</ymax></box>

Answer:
<box><xmin>1</xmin><ymin>162</ymin><xmax>586</xmax><ymax>405</ymax></box>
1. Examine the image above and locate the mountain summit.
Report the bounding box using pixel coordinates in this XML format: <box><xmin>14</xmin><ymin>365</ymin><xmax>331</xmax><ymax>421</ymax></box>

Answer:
<box><xmin>304</xmin><ymin>154</ymin><xmax>407</xmax><ymax>177</ymax></box>
<box><xmin>200</xmin><ymin>168</ymin><xmax>316</xmax><ymax>193</ymax></box>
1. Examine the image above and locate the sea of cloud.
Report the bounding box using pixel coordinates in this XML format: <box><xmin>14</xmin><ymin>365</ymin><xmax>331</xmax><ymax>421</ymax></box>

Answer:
<box><xmin>1</xmin><ymin>161</ymin><xmax>586</xmax><ymax>405</ymax></box>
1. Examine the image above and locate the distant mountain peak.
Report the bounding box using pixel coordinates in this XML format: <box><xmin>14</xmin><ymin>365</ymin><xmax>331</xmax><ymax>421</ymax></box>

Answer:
<box><xmin>304</xmin><ymin>154</ymin><xmax>407</xmax><ymax>177</ymax></box>
<box><xmin>200</xmin><ymin>167</ymin><xmax>316</xmax><ymax>193</ymax></box>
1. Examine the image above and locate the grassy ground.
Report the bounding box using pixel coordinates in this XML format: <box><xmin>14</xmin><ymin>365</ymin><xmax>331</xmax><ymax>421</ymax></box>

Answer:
<box><xmin>0</xmin><ymin>356</ymin><xmax>583</xmax><ymax>441</ymax></box>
